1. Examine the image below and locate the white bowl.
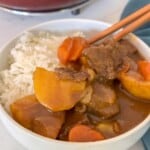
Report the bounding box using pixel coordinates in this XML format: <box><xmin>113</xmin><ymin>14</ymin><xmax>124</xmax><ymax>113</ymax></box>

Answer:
<box><xmin>0</xmin><ymin>19</ymin><xmax>150</xmax><ymax>150</ymax></box>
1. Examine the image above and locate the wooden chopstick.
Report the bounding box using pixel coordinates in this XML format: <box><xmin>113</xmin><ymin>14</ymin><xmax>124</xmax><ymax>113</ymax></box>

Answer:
<box><xmin>88</xmin><ymin>4</ymin><xmax>150</xmax><ymax>44</ymax></box>
<box><xmin>113</xmin><ymin>11</ymin><xmax>150</xmax><ymax>41</ymax></box>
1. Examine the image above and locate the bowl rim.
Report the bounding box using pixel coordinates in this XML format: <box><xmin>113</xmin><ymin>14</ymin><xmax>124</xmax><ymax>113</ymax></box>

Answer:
<box><xmin>0</xmin><ymin>18</ymin><xmax>149</xmax><ymax>145</ymax></box>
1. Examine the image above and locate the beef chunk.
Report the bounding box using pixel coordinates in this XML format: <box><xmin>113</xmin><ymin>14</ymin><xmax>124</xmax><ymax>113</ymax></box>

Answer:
<box><xmin>55</xmin><ymin>67</ymin><xmax>89</xmax><ymax>82</ymax></box>
<box><xmin>83</xmin><ymin>39</ymin><xmax>137</xmax><ymax>80</ymax></box>
<box><xmin>81</xmin><ymin>81</ymin><xmax>119</xmax><ymax>119</ymax></box>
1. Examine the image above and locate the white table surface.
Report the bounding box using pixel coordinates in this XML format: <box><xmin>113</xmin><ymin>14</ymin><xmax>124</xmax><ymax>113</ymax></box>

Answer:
<box><xmin>0</xmin><ymin>0</ymin><xmax>146</xmax><ymax>149</ymax></box>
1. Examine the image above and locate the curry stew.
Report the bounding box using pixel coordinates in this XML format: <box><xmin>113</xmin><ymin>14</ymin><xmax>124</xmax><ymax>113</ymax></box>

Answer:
<box><xmin>11</xmin><ymin>38</ymin><xmax>150</xmax><ymax>142</ymax></box>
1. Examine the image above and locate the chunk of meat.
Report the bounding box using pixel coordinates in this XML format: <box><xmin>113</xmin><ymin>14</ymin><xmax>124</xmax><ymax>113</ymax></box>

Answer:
<box><xmin>55</xmin><ymin>67</ymin><xmax>89</xmax><ymax>82</ymax></box>
<box><xmin>11</xmin><ymin>95</ymin><xmax>65</xmax><ymax>139</ymax></box>
<box><xmin>33</xmin><ymin>67</ymin><xmax>86</xmax><ymax>111</ymax></box>
<box><xmin>83</xmin><ymin>39</ymin><xmax>137</xmax><ymax>80</ymax></box>
<box><xmin>82</xmin><ymin>81</ymin><xmax>119</xmax><ymax>119</ymax></box>
<box><xmin>119</xmin><ymin>56</ymin><xmax>138</xmax><ymax>73</ymax></box>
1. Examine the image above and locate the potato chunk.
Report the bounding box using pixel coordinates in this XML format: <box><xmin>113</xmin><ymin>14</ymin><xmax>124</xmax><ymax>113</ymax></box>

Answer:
<box><xmin>11</xmin><ymin>95</ymin><xmax>40</xmax><ymax>129</ymax></box>
<box><xmin>33</xmin><ymin>114</ymin><xmax>65</xmax><ymax>139</ymax></box>
<box><xmin>33</xmin><ymin>67</ymin><xmax>86</xmax><ymax>111</ymax></box>
<box><xmin>118</xmin><ymin>71</ymin><xmax>150</xmax><ymax>100</ymax></box>
<box><xmin>11</xmin><ymin>95</ymin><xmax>65</xmax><ymax>139</ymax></box>
<box><xmin>97</xmin><ymin>121</ymin><xmax>121</xmax><ymax>138</ymax></box>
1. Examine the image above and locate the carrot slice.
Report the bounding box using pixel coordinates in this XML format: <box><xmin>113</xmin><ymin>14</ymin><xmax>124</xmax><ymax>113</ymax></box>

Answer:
<box><xmin>68</xmin><ymin>124</ymin><xmax>104</xmax><ymax>142</ymax></box>
<box><xmin>57</xmin><ymin>37</ymin><xmax>73</xmax><ymax>64</ymax></box>
<box><xmin>57</xmin><ymin>37</ymin><xmax>88</xmax><ymax>64</ymax></box>
<box><xmin>69</xmin><ymin>37</ymin><xmax>88</xmax><ymax>61</ymax></box>
<box><xmin>138</xmin><ymin>60</ymin><xmax>150</xmax><ymax>81</ymax></box>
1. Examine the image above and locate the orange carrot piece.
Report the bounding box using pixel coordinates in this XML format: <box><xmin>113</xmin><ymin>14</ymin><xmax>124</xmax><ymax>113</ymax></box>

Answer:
<box><xmin>138</xmin><ymin>60</ymin><xmax>150</xmax><ymax>81</ymax></box>
<box><xmin>57</xmin><ymin>37</ymin><xmax>73</xmax><ymax>64</ymax></box>
<box><xmin>57</xmin><ymin>37</ymin><xmax>88</xmax><ymax>64</ymax></box>
<box><xmin>68</xmin><ymin>124</ymin><xmax>104</xmax><ymax>142</ymax></box>
<box><xmin>69</xmin><ymin>37</ymin><xmax>88</xmax><ymax>61</ymax></box>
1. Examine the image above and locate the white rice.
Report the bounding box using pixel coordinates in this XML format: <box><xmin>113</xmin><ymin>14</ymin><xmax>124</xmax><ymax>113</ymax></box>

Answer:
<box><xmin>0</xmin><ymin>31</ymin><xmax>84</xmax><ymax>111</ymax></box>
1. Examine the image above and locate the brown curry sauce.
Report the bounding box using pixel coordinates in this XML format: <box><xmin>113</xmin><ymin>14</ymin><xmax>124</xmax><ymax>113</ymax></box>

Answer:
<box><xmin>10</xmin><ymin>39</ymin><xmax>150</xmax><ymax>141</ymax></box>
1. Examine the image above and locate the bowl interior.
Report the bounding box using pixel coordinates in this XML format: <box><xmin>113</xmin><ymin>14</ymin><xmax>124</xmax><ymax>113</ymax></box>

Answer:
<box><xmin>0</xmin><ymin>19</ymin><xmax>149</xmax><ymax>149</ymax></box>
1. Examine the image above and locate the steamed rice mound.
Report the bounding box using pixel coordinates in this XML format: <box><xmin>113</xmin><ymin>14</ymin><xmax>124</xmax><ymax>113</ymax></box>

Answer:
<box><xmin>0</xmin><ymin>31</ymin><xmax>83</xmax><ymax>111</ymax></box>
